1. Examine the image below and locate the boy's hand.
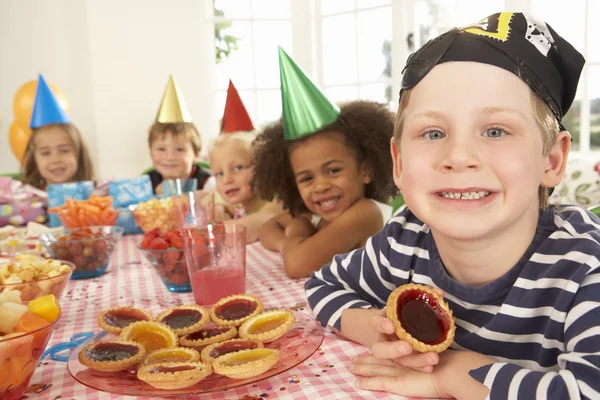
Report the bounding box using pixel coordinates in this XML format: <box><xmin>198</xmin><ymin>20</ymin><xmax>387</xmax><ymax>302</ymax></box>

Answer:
<box><xmin>370</xmin><ymin>309</ymin><xmax>440</xmax><ymax>372</ymax></box>
<box><xmin>284</xmin><ymin>216</ymin><xmax>316</xmax><ymax>239</ymax></box>
<box><xmin>351</xmin><ymin>355</ymin><xmax>450</xmax><ymax>399</ymax></box>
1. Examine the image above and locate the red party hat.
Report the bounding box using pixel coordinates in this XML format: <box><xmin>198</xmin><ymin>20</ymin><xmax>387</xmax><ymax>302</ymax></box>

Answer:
<box><xmin>221</xmin><ymin>80</ymin><xmax>255</xmax><ymax>133</ymax></box>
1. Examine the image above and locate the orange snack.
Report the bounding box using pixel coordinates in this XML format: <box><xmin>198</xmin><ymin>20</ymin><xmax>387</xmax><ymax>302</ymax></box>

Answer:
<box><xmin>49</xmin><ymin>195</ymin><xmax>119</xmax><ymax>228</ymax></box>
<box><xmin>15</xmin><ymin>311</ymin><xmax>49</xmax><ymax>333</ymax></box>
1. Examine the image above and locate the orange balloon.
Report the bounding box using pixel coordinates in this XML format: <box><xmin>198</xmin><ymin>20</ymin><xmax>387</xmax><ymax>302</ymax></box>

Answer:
<box><xmin>12</xmin><ymin>80</ymin><xmax>70</xmax><ymax>126</ymax></box>
<box><xmin>8</xmin><ymin>120</ymin><xmax>32</xmax><ymax>162</ymax></box>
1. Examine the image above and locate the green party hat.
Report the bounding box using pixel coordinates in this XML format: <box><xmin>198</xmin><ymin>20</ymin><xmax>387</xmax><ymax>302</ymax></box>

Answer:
<box><xmin>278</xmin><ymin>46</ymin><xmax>340</xmax><ymax>140</ymax></box>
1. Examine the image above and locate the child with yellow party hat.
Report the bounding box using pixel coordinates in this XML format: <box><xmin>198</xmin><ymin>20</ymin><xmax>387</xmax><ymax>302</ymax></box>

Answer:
<box><xmin>147</xmin><ymin>75</ymin><xmax>210</xmax><ymax>194</ymax></box>
<box><xmin>208</xmin><ymin>80</ymin><xmax>283</xmax><ymax>242</ymax></box>
<box><xmin>253</xmin><ymin>47</ymin><xmax>397</xmax><ymax>278</ymax></box>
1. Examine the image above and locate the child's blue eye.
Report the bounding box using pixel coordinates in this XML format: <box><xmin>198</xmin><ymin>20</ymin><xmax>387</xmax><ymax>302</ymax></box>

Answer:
<box><xmin>424</xmin><ymin>130</ymin><xmax>445</xmax><ymax>140</ymax></box>
<box><xmin>484</xmin><ymin>127</ymin><xmax>506</xmax><ymax>138</ymax></box>
<box><xmin>215</xmin><ymin>171</ymin><xmax>224</xmax><ymax>178</ymax></box>
<box><xmin>233</xmin><ymin>165</ymin><xmax>244</xmax><ymax>172</ymax></box>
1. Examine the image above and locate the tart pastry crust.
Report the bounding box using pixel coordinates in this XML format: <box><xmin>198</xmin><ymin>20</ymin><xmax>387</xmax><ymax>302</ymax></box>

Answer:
<box><xmin>78</xmin><ymin>340</ymin><xmax>145</xmax><ymax>372</ymax></box>
<box><xmin>143</xmin><ymin>347</ymin><xmax>200</xmax><ymax>366</ymax></box>
<box><xmin>238</xmin><ymin>310</ymin><xmax>295</xmax><ymax>343</ymax></box>
<box><xmin>156</xmin><ymin>305</ymin><xmax>209</xmax><ymax>336</ymax></box>
<box><xmin>210</xmin><ymin>294</ymin><xmax>263</xmax><ymax>327</ymax></box>
<box><xmin>97</xmin><ymin>306</ymin><xmax>153</xmax><ymax>334</ymax></box>
<box><xmin>119</xmin><ymin>321</ymin><xmax>178</xmax><ymax>353</ymax></box>
<box><xmin>137</xmin><ymin>361</ymin><xmax>212</xmax><ymax>390</ymax></box>
<box><xmin>386</xmin><ymin>283</ymin><xmax>456</xmax><ymax>353</ymax></box>
<box><xmin>212</xmin><ymin>348</ymin><xmax>280</xmax><ymax>379</ymax></box>
<box><xmin>200</xmin><ymin>338</ymin><xmax>263</xmax><ymax>364</ymax></box>
<box><xmin>179</xmin><ymin>325</ymin><xmax>237</xmax><ymax>348</ymax></box>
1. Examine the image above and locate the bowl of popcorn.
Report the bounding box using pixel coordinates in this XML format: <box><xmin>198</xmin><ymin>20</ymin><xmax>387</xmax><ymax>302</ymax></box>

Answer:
<box><xmin>39</xmin><ymin>226</ymin><xmax>123</xmax><ymax>280</ymax></box>
<box><xmin>0</xmin><ymin>255</ymin><xmax>73</xmax><ymax>302</ymax></box>
<box><xmin>0</xmin><ymin>292</ymin><xmax>62</xmax><ymax>400</ymax></box>
<box><xmin>130</xmin><ymin>198</ymin><xmax>176</xmax><ymax>234</ymax></box>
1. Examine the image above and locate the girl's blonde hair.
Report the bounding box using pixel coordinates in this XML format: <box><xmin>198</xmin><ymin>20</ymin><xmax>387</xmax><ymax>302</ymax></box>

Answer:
<box><xmin>393</xmin><ymin>90</ymin><xmax>560</xmax><ymax>209</ymax></box>
<box><xmin>209</xmin><ymin>131</ymin><xmax>258</xmax><ymax>160</ymax></box>
<box><xmin>20</xmin><ymin>123</ymin><xmax>96</xmax><ymax>189</ymax></box>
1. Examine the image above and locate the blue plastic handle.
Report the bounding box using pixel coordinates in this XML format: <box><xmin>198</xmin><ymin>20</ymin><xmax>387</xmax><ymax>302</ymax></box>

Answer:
<box><xmin>40</xmin><ymin>331</ymin><xmax>95</xmax><ymax>362</ymax></box>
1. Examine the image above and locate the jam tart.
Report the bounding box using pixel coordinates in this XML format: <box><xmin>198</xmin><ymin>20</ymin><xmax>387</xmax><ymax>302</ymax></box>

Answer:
<box><xmin>97</xmin><ymin>306</ymin><xmax>153</xmax><ymax>334</ymax></box>
<box><xmin>137</xmin><ymin>361</ymin><xmax>212</xmax><ymax>390</ymax></box>
<box><xmin>78</xmin><ymin>340</ymin><xmax>145</xmax><ymax>372</ymax></box>
<box><xmin>143</xmin><ymin>347</ymin><xmax>200</xmax><ymax>366</ymax></box>
<box><xmin>238</xmin><ymin>309</ymin><xmax>295</xmax><ymax>343</ymax></box>
<box><xmin>179</xmin><ymin>324</ymin><xmax>237</xmax><ymax>348</ymax></box>
<box><xmin>386</xmin><ymin>283</ymin><xmax>456</xmax><ymax>353</ymax></box>
<box><xmin>119</xmin><ymin>321</ymin><xmax>178</xmax><ymax>353</ymax></box>
<box><xmin>212</xmin><ymin>348</ymin><xmax>280</xmax><ymax>379</ymax></box>
<box><xmin>210</xmin><ymin>294</ymin><xmax>263</xmax><ymax>327</ymax></box>
<box><xmin>200</xmin><ymin>338</ymin><xmax>263</xmax><ymax>364</ymax></box>
<box><xmin>156</xmin><ymin>305</ymin><xmax>209</xmax><ymax>336</ymax></box>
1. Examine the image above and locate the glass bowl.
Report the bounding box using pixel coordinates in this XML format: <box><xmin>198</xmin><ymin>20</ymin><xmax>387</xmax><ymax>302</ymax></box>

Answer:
<box><xmin>0</xmin><ymin>314</ymin><xmax>61</xmax><ymax>400</ymax></box>
<box><xmin>136</xmin><ymin>244</ymin><xmax>191</xmax><ymax>293</ymax></box>
<box><xmin>39</xmin><ymin>226</ymin><xmax>124</xmax><ymax>279</ymax></box>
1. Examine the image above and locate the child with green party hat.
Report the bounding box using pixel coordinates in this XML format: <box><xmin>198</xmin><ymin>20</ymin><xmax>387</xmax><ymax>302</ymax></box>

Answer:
<box><xmin>252</xmin><ymin>47</ymin><xmax>397</xmax><ymax>278</ymax></box>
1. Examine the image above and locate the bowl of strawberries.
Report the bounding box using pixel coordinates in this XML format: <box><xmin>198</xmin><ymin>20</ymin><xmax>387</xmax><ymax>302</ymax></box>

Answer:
<box><xmin>137</xmin><ymin>228</ymin><xmax>190</xmax><ymax>293</ymax></box>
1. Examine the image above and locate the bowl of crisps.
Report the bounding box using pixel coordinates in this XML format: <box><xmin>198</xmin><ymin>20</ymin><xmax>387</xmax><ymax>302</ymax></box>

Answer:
<box><xmin>0</xmin><ymin>293</ymin><xmax>62</xmax><ymax>400</ymax></box>
<box><xmin>130</xmin><ymin>197</ymin><xmax>176</xmax><ymax>234</ymax></box>
<box><xmin>39</xmin><ymin>226</ymin><xmax>123</xmax><ymax>280</ymax></box>
<box><xmin>0</xmin><ymin>256</ymin><xmax>73</xmax><ymax>302</ymax></box>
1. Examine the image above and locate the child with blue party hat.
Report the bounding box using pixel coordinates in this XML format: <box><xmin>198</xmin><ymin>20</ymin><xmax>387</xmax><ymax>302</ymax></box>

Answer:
<box><xmin>21</xmin><ymin>74</ymin><xmax>95</xmax><ymax>190</ymax></box>
<box><xmin>252</xmin><ymin>47</ymin><xmax>398</xmax><ymax>278</ymax></box>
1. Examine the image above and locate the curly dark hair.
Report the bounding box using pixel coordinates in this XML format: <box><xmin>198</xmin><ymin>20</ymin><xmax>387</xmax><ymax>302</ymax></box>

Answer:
<box><xmin>252</xmin><ymin>100</ymin><xmax>398</xmax><ymax>215</ymax></box>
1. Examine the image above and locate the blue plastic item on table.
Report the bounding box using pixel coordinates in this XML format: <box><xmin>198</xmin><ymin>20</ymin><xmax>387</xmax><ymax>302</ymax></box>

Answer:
<box><xmin>41</xmin><ymin>331</ymin><xmax>94</xmax><ymax>362</ymax></box>
<box><xmin>47</xmin><ymin>181</ymin><xmax>94</xmax><ymax>227</ymax></box>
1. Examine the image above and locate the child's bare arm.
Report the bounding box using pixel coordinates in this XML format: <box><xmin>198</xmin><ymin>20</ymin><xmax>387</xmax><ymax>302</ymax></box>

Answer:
<box><xmin>282</xmin><ymin>198</ymin><xmax>383</xmax><ymax>278</ymax></box>
<box><xmin>226</xmin><ymin>200</ymin><xmax>284</xmax><ymax>243</ymax></box>
<box><xmin>258</xmin><ymin>211</ymin><xmax>292</xmax><ymax>252</ymax></box>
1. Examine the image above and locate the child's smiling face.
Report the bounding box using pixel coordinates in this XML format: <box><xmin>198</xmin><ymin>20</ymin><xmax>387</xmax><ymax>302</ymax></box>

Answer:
<box><xmin>393</xmin><ymin>61</ymin><xmax>567</xmax><ymax>242</ymax></box>
<box><xmin>289</xmin><ymin>131</ymin><xmax>372</xmax><ymax>222</ymax></box>
<box><xmin>150</xmin><ymin>133</ymin><xmax>198</xmax><ymax>180</ymax></box>
<box><xmin>33</xmin><ymin>126</ymin><xmax>78</xmax><ymax>185</ymax></box>
<box><xmin>210</xmin><ymin>139</ymin><xmax>255</xmax><ymax>208</ymax></box>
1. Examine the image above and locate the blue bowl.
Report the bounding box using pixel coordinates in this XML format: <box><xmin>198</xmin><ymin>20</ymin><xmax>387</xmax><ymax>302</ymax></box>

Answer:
<box><xmin>39</xmin><ymin>226</ymin><xmax>124</xmax><ymax>279</ymax></box>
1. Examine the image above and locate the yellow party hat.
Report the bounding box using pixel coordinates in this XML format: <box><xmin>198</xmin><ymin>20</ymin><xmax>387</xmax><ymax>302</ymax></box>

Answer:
<box><xmin>155</xmin><ymin>74</ymin><xmax>193</xmax><ymax>123</ymax></box>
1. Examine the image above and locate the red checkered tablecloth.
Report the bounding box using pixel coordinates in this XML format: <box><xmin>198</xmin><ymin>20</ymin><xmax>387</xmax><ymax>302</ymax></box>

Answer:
<box><xmin>29</xmin><ymin>235</ymin><xmax>401</xmax><ymax>400</ymax></box>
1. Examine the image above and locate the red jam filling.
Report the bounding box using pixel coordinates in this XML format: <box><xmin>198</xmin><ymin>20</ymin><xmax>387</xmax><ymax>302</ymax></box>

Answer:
<box><xmin>215</xmin><ymin>299</ymin><xmax>257</xmax><ymax>321</ymax></box>
<box><xmin>161</xmin><ymin>309</ymin><xmax>202</xmax><ymax>329</ymax></box>
<box><xmin>186</xmin><ymin>326</ymin><xmax>230</xmax><ymax>341</ymax></box>
<box><xmin>396</xmin><ymin>289</ymin><xmax>450</xmax><ymax>345</ymax></box>
<box><xmin>209</xmin><ymin>340</ymin><xmax>258</xmax><ymax>359</ymax></box>
<box><xmin>148</xmin><ymin>365</ymin><xmax>196</xmax><ymax>374</ymax></box>
<box><xmin>85</xmin><ymin>342</ymin><xmax>139</xmax><ymax>362</ymax></box>
<box><xmin>103</xmin><ymin>310</ymin><xmax>148</xmax><ymax>328</ymax></box>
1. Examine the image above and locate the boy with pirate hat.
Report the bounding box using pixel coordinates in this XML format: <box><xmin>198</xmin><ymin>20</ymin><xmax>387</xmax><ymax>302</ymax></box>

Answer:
<box><xmin>306</xmin><ymin>12</ymin><xmax>597</xmax><ymax>399</ymax></box>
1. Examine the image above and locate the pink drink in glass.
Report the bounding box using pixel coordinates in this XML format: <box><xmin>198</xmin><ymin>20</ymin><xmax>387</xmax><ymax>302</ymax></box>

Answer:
<box><xmin>182</xmin><ymin>223</ymin><xmax>246</xmax><ymax>306</ymax></box>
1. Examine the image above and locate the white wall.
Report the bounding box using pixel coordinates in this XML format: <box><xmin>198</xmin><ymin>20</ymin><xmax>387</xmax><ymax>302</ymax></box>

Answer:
<box><xmin>0</xmin><ymin>0</ymin><xmax>217</xmax><ymax>179</ymax></box>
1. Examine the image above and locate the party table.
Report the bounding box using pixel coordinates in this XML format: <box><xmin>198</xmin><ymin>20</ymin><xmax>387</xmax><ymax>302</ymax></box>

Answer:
<box><xmin>29</xmin><ymin>236</ymin><xmax>401</xmax><ymax>400</ymax></box>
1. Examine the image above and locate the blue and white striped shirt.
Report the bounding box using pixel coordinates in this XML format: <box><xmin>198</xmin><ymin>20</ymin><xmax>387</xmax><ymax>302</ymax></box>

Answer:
<box><xmin>305</xmin><ymin>205</ymin><xmax>600</xmax><ymax>399</ymax></box>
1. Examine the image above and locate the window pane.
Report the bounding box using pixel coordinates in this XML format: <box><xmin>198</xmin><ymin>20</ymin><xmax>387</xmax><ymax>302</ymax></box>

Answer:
<box><xmin>359</xmin><ymin>83</ymin><xmax>391</xmax><ymax>104</ymax></box>
<box><xmin>357</xmin><ymin>7</ymin><xmax>392</xmax><ymax>83</ymax></box>
<box><xmin>214</xmin><ymin>0</ymin><xmax>251</xmax><ymax>19</ymax></box>
<box><xmin>322</xmin><ymin>14</ymin><xmax>357</xmax><ymax>85</ymax></box>
<box><xmin>325</xmin><ymin>85</ymin><xmax>359</xmax><ymax>104</ymax></box>
<box><xmin>256</xmin><ymin>90</ymin><xmax>282</xmax><ymax>124</ymax></box>
<box><xmin>589</xmin><ymin>66</ymin><xmax>600</xmax><ymax>150</ymax></box>
<box><xmin>415</xmin><ymin>0</ymin><xmax>453</xmax><ymax>45</ymax></box>
<box><xmin>252</xmin><ymin>0</ymin><xmax>291</xmax><ymax>18</ymax></box>
<box><xmin>532</xmin><ymin>0</ymin><xmax>586</xmax><ymax>55</ymax></box>
<box><xmin>357</xmin><ymin>0</ymin><xmax>391</xmax><ymax>9</ymax></box>
<box><xmin>321</xmin><ymin>0</ymin><xmax>355</xmax><ymax>15</ymax></box>
<box><xmin>254</xmin><ymin>21</ymin><xmax>292</xmax><ymax>88</ymax></box>
<box><xmin>455</xmin><ymin>0</ymin><xmax>504</xmax><ymax>26</ymax></box>
<box><xmin>589</xmin><ymin>0</ymin><xmax>600</xmax><ymax>63</ymax></box>
<box><xmin>215</xmin><ymin>22</ymin><xmax>254</xmax><ymax>90</ymax></box>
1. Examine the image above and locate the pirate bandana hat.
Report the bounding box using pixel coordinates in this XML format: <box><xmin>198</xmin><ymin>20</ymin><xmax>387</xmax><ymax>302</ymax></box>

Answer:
<box><xmin>400</xmin><ymin>12</ymin><xmax>585</xmax><ymax>127</ymax></box>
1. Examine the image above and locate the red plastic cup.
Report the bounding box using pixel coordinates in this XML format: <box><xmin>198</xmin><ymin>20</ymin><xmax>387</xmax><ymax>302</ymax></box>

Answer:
<box><xmin>181</xmin><ymin>223</ymin><xmax>246</xmax><ymax>305</ymax></box>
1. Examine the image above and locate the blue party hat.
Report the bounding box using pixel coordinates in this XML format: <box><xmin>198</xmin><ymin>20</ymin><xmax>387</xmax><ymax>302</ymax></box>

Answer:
<box><xmin>30</xmin><ymin>74</ymin><xmax>72</xmax><ymax>129</ymax></box>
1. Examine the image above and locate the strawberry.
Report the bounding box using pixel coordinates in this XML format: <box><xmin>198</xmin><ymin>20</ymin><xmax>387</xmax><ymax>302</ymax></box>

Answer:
<box><xmin>146</xmin><ymin>227</ymin><xmax>161</xmax><ymax>239</ymax></box>
<box><xmin>165</xmin><ymin>230</ymin><xmax>183</xmax><ymax>249</ymax></box>
<box><xmin>140</xmin><ymin>235</ymin><xmax>153</xmax><ymax>249</ymax></box>
<box><xmin>148</xmin><ymin>237</ymin><xmax>169</xmax><ymax>251</ymax></box>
